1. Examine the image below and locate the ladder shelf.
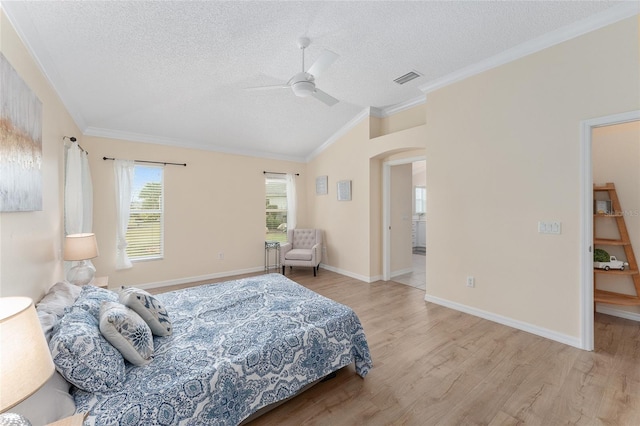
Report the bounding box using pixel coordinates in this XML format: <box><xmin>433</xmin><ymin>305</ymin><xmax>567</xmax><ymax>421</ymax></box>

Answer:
<box><xmin>593</xmin><ymin>183</ymin><xmax>640</xmax><ymax>306</ymax></box>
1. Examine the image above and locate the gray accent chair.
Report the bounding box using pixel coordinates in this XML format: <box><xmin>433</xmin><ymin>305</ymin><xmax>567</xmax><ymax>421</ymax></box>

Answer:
<box><xmin>280</xmin><ymin>229</ymin><xmax>323</xmax><ymax>276</ymax></box>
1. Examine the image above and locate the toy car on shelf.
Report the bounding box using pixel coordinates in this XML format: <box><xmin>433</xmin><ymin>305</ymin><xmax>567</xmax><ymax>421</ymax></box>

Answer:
<box><xmin>594</xmin><ymin>255</ymin><xmax>629</xmax><ymax>271</ymax></box>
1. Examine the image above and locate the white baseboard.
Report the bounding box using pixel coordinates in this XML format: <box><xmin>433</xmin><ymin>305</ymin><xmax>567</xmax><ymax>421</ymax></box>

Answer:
<box><xmin>135</xmin><ymin>266</ymin><xmax>265</xmax><ymax>290</ymax></box>
<box><xmin>391</xmin><ymin>267</ymin><xmax>413</xmax><ymax>278</ymax></box>
<box><xmin>424</xmin><ymin>294</ymin><xmax>582</xmax><ymax>349</ymax></box>
<box><xmin>596</xmin><ymin>304</ymin><xmax>640</xmax><ymax>322</ymax></box>
<box><xmin>319</xmin><ymin>264</ymin><xmax>377</xmax><ymax>283</ymax></box>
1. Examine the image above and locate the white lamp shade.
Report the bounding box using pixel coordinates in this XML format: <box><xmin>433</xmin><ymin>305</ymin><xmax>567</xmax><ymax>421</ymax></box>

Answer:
<box><xmin>64</xmin><ymin>233</ymin><xmax>98</xmax><ymax>261</ymax></box>
<box><xmin>0</xmin><ymin>297</ymin><xmax>55</xmax><ymax>412</ymax></box>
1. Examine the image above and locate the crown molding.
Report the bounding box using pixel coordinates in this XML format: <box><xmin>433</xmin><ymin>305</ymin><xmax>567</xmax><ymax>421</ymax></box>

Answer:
<box><xmin>419</xmin><ymin>2</ymin><xmax>640</xmax><ymax>94</ymax></box>
<box><xmin>375</xmin><ymin>95</ymin><xmax>427</xmax><ymax>118</ymax></box>
<box><xmin>84</xmin><ymin>127</ymin><xmax>307</xmax><ymax>163</ymax></box>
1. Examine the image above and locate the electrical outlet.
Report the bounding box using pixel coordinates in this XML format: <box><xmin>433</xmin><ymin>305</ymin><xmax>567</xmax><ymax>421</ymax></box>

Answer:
<box><xmin>466</xmin><ymin>276</ymin><xmax>475</xmax><ymax>288</ymax></box>
<box><xmin>218</xmin><ymin>252</ymin><xmax>224</xmax><ymax>260</ymax></box>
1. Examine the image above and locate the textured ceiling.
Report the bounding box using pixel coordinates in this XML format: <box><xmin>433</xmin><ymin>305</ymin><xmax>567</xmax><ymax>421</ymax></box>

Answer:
<box><xmin>2</xmin><ymin>1</ymin><xmax>632</xmax><ymax>162</ymax></box>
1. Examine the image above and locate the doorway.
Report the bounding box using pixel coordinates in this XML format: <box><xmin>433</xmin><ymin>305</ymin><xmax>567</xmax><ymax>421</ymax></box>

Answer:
<box><xmin>382</xmin><ymin>156</ymin><xmax>426</xmax><ymax>289</ymax></box>
<box><xmin>580</xmin><ymin>110</ymin><xmax>640</xmax><ymax>350</ymax></box>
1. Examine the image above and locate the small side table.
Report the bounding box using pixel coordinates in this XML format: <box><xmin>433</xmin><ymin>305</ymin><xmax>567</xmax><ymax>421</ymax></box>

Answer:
<box><xmin>93</xmin><ymin>276</ymin><xmax>109</xmax><ymax>289</ymax></box>
<box><xmin>264</xmin><ymin>241</ymin><xmax>280</xmax><ymax>272</ymax></box>
<box><xmin>47</xmin><ymin>413</ymin><xmax>88</xmax><ymax>426</ymax></box>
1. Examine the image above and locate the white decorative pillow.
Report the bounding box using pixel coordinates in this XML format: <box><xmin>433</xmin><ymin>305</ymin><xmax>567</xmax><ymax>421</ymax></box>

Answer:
<box><xmin>99</xmin><ymin>302</ymin><xmax>154</xmax><ymax>366</ymax></box>
<box><xmin>119</xmin><ymin>287</ymin><xmax>172</xmax><ymax>336</ymax></box>
<box><xmin>49</xmin><ymin>306</ymin><xmax>125</xmax><ymax>392</ymax></box>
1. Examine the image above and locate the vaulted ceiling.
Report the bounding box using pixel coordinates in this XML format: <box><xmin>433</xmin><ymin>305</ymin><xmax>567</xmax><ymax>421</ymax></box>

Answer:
<box><xmin>2</xmin><ymin>1</ymin><xmax>633</xmax><ymax>162</ymax></box>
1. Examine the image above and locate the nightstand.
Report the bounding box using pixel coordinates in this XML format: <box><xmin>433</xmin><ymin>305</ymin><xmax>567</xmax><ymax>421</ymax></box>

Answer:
<box><xmin>93</xmin><ymin>276</ymin><xmax>108</xmax><ymax>289</ymax></box>
<box><xmin>47</xmin><ymin>413</ymin><xmax>87</xmax><ymax>426</ymax></box>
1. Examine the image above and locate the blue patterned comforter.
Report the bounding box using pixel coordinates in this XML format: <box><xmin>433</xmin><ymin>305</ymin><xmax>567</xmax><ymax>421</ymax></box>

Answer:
<box><xmin>73</xmin><ymin>274</ymin><xmax>372</xmax><ymax>425</ymax></box>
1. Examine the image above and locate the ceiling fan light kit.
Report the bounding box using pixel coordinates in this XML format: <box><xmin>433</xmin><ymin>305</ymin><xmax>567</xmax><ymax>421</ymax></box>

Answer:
<box><xmin>292</xmin><ymin>80</ymin><xmax>315</xmax><ymax>97</ymax></box>
<box><xmin>247</xmin><ymin>37</ymin><xmax>339</xmax><ymax>106</ymax></box>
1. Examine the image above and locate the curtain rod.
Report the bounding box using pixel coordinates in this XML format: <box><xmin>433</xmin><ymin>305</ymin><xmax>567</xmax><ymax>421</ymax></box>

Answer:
<box><xmin>63</xmin><ymin>136</ymin><xmax>88</xmax><ymax>154</ymax></box>
<box><xmin>103</xmin><ymin>157</ymin><xmax>187</xmax><ymax>167</ymax></box>
<box><xmin>263</xmin><ymin>171</ymin><xmax>299</xmax><ymax>176</ymax></box>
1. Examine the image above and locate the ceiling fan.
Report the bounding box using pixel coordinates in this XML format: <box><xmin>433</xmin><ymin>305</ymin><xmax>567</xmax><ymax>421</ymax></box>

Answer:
<box><xmin>247</xmin><ymin>37</ymin><xmax>340</xmax><ymax>106</ymax></box>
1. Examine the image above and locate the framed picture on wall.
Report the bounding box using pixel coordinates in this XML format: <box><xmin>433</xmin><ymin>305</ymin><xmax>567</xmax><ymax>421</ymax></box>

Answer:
<box><xmin>337</xmin><ymin>180</ymin><xmax>352</xmax><ymax>201</ymax></box>
<box><xmin>316</xmin><ymin>175</ymin><xmax>328</xmax><ymax>195</ymax></box>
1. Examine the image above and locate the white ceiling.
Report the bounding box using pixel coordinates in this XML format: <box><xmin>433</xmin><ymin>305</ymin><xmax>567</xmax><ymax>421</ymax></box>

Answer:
<box><xmin>2</xmin><ymin>1</ymin><xmax>634</xmax><ymax>162</ymax></box>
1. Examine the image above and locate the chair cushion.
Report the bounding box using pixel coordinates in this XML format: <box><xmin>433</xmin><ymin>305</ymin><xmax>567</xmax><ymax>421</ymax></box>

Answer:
<box><xmin>292</xmin><ymin>229</ymin><xmax>317</xmax><ymax>250</ymax></box>
<box><xmin>285</xmin><ymin>248</ymin><xmax>313</xmax><ymax>261</ymax></box>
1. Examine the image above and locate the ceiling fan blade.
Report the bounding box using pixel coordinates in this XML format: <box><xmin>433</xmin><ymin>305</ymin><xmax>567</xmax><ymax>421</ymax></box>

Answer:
<box><xmin>245</xmin><ymin>84</ymin><xmax>289</xmax><ymax>91</ymax></box>
<box><xmin>307</xmin><ymin>49</ymin><xmax>339</xmax><ymax>78</ymax></box>
<box><xmin>312</xmin><ymin>88</ymin><xmax>339</xmax><ymax>106</ymax></box>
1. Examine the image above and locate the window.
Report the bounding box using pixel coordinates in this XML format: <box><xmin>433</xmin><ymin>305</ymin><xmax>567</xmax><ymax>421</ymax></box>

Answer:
<box><xmin>265</xmin><ymin>175</ymin><xmax>288</xmax><ymax>242</ymax></box>
<box><xmin>415</xmin><ymin>186</ymin><xmax>426</xmax><ymax>214</ymax></box>
<box><xmin>126</xmin><ymin>165</ymin><xmax>163</xmax><ymax>261</ymax></box>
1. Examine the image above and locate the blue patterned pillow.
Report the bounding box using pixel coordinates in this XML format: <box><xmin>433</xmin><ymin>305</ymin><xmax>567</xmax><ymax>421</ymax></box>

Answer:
<box><xmin>71</xmin><ymin>285</ymin><xmax>119</xmax><ymax>319</ymax></box>
<box><xmin>119</xmin><ymin>287</ymin><xmax>172</xmax><ymax>336</ymax></box>
<box><xmin>99</xmin><ymin>302</ymin><xmax>154</xmax><ymax>366</ymax></box>
<box><xmin>49</xmin><ymin>306</ymin><xmax>125</xmax><ymax>392</ymax></box>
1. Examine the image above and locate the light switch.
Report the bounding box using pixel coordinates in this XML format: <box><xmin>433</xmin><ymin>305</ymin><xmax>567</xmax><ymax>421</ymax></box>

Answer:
<box><xmin>538</xmin><ymin>221</ymin><xmax>561</xmax><ymax>234</ymax></box>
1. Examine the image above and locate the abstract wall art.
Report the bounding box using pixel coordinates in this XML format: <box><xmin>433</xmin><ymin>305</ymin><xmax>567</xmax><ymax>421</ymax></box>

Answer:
<box><xmin>1</xmin><ymin>52</ymin><xmax>43</xmax><ymax>212</ymax></box>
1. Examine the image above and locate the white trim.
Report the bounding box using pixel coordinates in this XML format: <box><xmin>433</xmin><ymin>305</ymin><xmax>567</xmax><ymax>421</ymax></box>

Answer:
<box><xmin>84</xmin><ymin>127</ymin><xmax>307</xmax><ymax>163</ymax></box>
<box><xmin>418</xmin><ymin>3</ymin><xmax>639</xmax><ymax>95</ymax></box>
<box><xmin>133</xmin><ymin>266</ymin><xmax>265</xmax><ymax>290</ymax></box>
<box><xmin>305</xmin><ymin>108</ymin><xmax>371</xmax><ymax>162</ymax></box>
<box><xmin>596</xmin><ymin>305</ymin><xmax>640</xmax><ymax>322</ymax></box>
<box><xmin>382</xmin><ymin>163</ymin><xmax>390</xmax><ymax>281</ymax></box>
<box><xmin>424</xmin><ymin>294</ymin><xmax>582</xmax><ymax>349</ymax></box>
<box><xmin>390</xmin><ymin>267</ymin><xmax>413</xmax><ymax>278</ymax></box>
<box><xmin>319</xmin><ymin>264</ymin><xmax>377</xmax><ymax>283</ymax></box>
<box><xmin>579</xmin><ymin>118</ymin><xmax>594</xmax><ymax>351</ymax></box>
<box><xmin>580</xmin><ymin>110</ymin><xmax>640</xmax><ymax>350</ymax></box>
<box><xmin>371</xmin><ymin>95</ymin><xmax>427</xmax><ymax>118</ymax></box>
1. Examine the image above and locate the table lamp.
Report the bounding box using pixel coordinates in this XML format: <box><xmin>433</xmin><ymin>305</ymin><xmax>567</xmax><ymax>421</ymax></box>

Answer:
<box><xmin>0</xmin><ymin>297</ymin><xmax>55</xmax><ymax>426</ymax></box>
<box><xmin>64</xmin><ymin>233</ymin><xmax>99</xmax><ymax>285</ymax></box>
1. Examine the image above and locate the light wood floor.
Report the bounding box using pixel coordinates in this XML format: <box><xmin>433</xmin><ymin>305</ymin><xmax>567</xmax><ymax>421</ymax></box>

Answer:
<box><xmin>150</xmin><ymin>269</ymin><xmax>640</xmax><ymax>425</ymax></box>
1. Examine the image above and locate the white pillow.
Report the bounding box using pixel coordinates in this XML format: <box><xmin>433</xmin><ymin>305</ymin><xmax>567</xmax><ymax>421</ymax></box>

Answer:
<box><xmin>119</xmin><ymin>287</ymin><xmax>172</xmax><ymax>336</ymax></box>
<box><xmin>99</xmin><ymin>301</ymin><xmax>154</xmax><ymax>366</ymax></box>
<box><xmin>37</xmin><ymin>281</ymin><xmax>82</xmax><ymax>318</ymax></box>
<box><xmin>36</xmin><ymin>281</ymin><xmax>82</xmax><ymax>342</ymax></box>
<box><xmin>11</xmin><ymin>372</ymin><xmax>76</xmax><ymax>425</ymax></box>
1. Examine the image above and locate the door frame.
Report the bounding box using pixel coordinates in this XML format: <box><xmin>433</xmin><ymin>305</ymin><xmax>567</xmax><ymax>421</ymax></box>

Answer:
<box><xmin>580</xmin><ymin>109</ymin><xmax>640</xmax><ymax>351</ymax></box>
<box><xmin>382</xmin><ymin>155</ymin><xmax>426</xmax><ymax>281</ymax></box>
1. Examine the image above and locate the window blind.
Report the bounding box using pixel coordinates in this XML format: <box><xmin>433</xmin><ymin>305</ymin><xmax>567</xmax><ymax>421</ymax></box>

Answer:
<box><xmin>126</xmin><ymin>165</ymin><xmax>163</xmax><ymax>260</ymax></box>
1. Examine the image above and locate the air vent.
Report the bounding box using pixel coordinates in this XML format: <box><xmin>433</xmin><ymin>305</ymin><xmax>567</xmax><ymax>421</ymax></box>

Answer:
<box><xmin>393</xmin><ymin>70</ymin><xmax>422</xmax><ymax>85</ymax></box>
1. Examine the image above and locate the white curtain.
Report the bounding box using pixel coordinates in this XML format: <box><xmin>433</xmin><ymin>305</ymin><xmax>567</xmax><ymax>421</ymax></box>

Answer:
<box><xmin>65</xmin><ymin>142</ymin><xmax>94</xmax><ymax>274</ymax></box>
<box><xmin>286</xmin><ymin>173</ymin><xmax>297</xmax><ymax>230</ymax></box>
<box><xmin>114</xmin><ymin>160</ymin><xmax>135</xmax><ymax>270</ymax></box>
<box><xmin>81</xmin><ymin>152</ymin><xmax>93</xmax><ymax>232</ymax></box>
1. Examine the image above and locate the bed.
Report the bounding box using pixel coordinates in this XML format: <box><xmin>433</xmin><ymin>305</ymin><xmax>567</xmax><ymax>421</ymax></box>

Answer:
<box><xmin>33</xmin><ymin>273</ymin><xmax>372</xmax><ymax>425</ymax></box>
